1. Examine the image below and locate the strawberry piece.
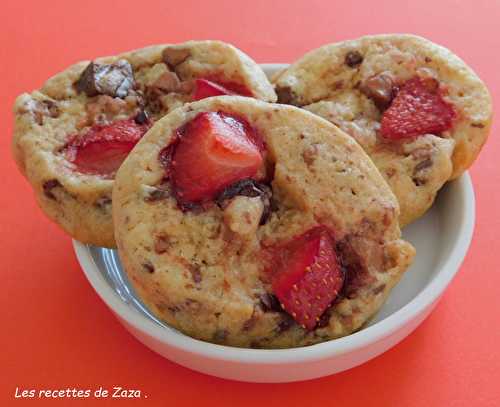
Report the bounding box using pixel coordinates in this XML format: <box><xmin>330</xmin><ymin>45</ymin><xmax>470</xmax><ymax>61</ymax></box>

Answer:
<box><xmin>270</xmin><ymin>226</ymin><xmax>344</xmax><ymax>330</ymax></box>
<box><xmin>193</xmin><ymin>79</ymin><xmax>235</xmax><ymax>100</ymax></box>
<box><xmin>170</xmin><ymin>111</ymin><xmax>263</xmax><ymax>204</ymax></box>
<box><xmin>381</xmin><ymin>76</ymin><xmax>456</xmax><ymax>139</ymax></box>
<box><xmin>66</xmin><ymin>118</ymin><xmax>150</xmax><ymax>176</ymax></box>
<box><xmin>205</xmin><ymin>76</ymin><xmax>253</xmax><ymax>97</ymax></box>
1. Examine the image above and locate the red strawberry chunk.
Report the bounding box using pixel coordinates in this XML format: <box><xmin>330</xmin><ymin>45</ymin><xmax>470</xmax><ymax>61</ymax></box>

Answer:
<box><xmin>66</xmin><ymin>118</ymin><xmax>150</xmax><ymax>177</ymax></box>
<box><xmin>271</xmin><ymin>226</ymin><xmax>343</xmax><ymax>330</ymax></box>
<box><xmin>193</xmin><ymin>79</ymin><xmax>235</xmax><ymax>100</ymax></box>
<box><xmin>171</xmin><ymin>111</ymin><xmax>263</xmax><ymax>204</ymax></box>
<box><xmin>381</xmin><ymin>76</ymin><xmax>456</xmax><ymax>139</ymax></box>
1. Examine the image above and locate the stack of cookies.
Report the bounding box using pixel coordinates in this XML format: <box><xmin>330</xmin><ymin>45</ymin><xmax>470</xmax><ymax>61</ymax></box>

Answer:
<box><xmin>13</xmin><ymin>35</ymin><xmax>492</xmax><ymax>348</ymax></box>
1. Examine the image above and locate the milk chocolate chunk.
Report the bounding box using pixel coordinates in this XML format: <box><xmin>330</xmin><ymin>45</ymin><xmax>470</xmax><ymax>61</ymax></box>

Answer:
<box><xmin>76</xmin><ymin>60</ymin><xmax>135</xmax><ymax>98</ymax></box>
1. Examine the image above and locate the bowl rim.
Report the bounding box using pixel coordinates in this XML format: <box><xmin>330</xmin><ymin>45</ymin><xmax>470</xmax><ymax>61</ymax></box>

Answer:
<box><xmin>73</xmin><ymin>65</ymin><xmax>476</xmax><ymax>363</ymax></box>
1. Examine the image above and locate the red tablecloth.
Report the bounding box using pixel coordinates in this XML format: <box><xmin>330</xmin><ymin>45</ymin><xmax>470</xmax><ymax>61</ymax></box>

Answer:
<box><xmin>2</xmin><ymin>1</ymin><xmax>498</xmax><ymax>405</ymax></box>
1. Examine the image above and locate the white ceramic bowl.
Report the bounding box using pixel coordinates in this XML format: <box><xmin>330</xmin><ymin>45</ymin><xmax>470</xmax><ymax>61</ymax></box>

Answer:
<box><xmin>73</xmin><ymin>64</ymin><xmax>475</xmax><ymax>383</ymax></box>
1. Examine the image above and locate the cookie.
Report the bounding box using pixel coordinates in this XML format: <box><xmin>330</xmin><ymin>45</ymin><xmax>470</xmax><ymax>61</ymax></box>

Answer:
<box><xmin>12</xmin><ymin>41</ymin><xmax>276</xmax><ymax>247</ymax></box>
<box><xmin>112</xmin><ymin>96</ymin><xmax>415</xmax><ymax>348</ymax></box>
<box><xmin>274</xmin><ymin>34</ymin><xmax>492</xmax><ymax>226</ymax></box>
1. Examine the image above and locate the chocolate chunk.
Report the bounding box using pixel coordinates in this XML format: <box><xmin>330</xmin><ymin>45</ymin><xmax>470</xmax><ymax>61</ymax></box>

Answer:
<box><xmin>275</xmin><ymin>85</ymin><xmax>295</xmax><ymax>105</ymax></box>
<box><xmin>23</xmin><ymin>99</ymin><xmax>60</xmax><ymax>125</ymax></box>
<box><xmin>142</xmin><ymin>261</ymin><xmax>155</xmax><ymax>273</ymax></box>
<box><xmin>76</xmin><ymin>60</ymin><xmax>135</xmax><ymax>98</ymax></box>
<box><xmin>154</xmin><ymin>234</ymin><xmax>170</xmax><ymax>254</ymax></box>
<box><xmin>336</xmin><ymin>238</ymin><xmax>372</xmax><ymax>299</ymax></box>
<box><xmin>162</xmin><ymin>47</ymin><xmax>191</xmax><ymax>68</ymax></box>
<box><xmin>259</xmin><ymin>293</ymin><xmax>281</xmax><ymax>312</ymax></box>
<box><xmin>42</xmin><ymin>179</ymin><xmax>61</xmax><ymax>200</ymax></box>
<box><xmin>152</xmin><ymin>71</ymin><xmax>181</xmax><ymax>93</ymax></box>
<box><xmin>144</xmin><ymin>188</ymin><xmax>169</xmax><ymax>203</ymax></box>
<box><xmin>36</xmin><ymin>100</ymin><xmax>60</xmax><ymax>124</ymax></box>
<box><xmin>216</xmin><ymin>179</ymin><xmax>270</xmax><ymax>202</ymax></box>
<box><xmin>216</xmin><ymin>179</ymin><xmax>272</xmax><ymax>224</ymax></box>
<box><xmin>414</xmin><ymin>158</ymin><xmax>433</xmax><ymax>174</ymax></box>
<box><xmin>94</xmin><ymin>196</ymin><xmax>112</xmax><ymax>210</ymax></box>
<box><xmin>360</xmin><ymin>72</ymin><xmax>396</xmax><ymax>110</ymax></box>
<box><xmin>471</xmin><ymin>122</ymin><xmax>485</xmax><ymax>128</ymax></box>
<box><xmin>345</xmin><ymin>51</ymin><xmax>363</xmax><ymax>68</ymax></box>
<box><xmin>412</xmin><ymin>177</ymin><xmax>427</xmax><ymax>187</ymax></box>
<box><xmin>372</xmin><ymin>284</ymin><xmax>386</xmax><ymax>295</ymax></box>
<box><xmin>134</xmin><ymin>110</ymin><xmax>149</xmax><ymax>125</ymax></box>
<box><xmin>277</xmin><ymin>315</ymin><xmax>294</xmax><ymax>333</ymax></box>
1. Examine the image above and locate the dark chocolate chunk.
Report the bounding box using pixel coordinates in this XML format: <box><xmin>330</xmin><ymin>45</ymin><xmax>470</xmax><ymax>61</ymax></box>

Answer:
<box><xmin>216</xmin><ymin>179</ymin><xmax>270</xmax><ymax>203</ymax></box>
<box><xmin>275</xmin><ymin>85</ymin><xmax>295</xmax><ymax>105</ymax></box>
<box><xmin>144</xmin><ymin>188</ymin><xmax>169</xmax><ymax>203</ymax></box>
<box><xmin>94</xmin><ymin>196</ymin><xmax>112</xmax><ymax>210</ymax></box>
<box><xmin>142</xmin><ymin>261</ymin><xmax>155</xmax><ymax>273</ymax></box>
<box><xmin>259</xmin><ymin>293</ymin><xmax>281</xmax><ymax>312</ymax></box>
<box><xmin>277</xmin><ymin>315</ymin><xmax>294</xmax><ymax>333</ymax></box>
<box><xmin>216</xmin><ymin>179</ymin><xmax>272</xmax><ymax>224</ymax></box>
<box><xmin>134</xmin><ymin>110</ymin><xmax>149</xmax><ymax>125</ymax></box>
<box><xmin>345</xmin><ymin>50</ymin><xmax>363</xmax><ymax>68</ymax></box>
<box><xmin>412</xmin><ymin>177</ymin><xmax>427</xmax><ymax>187</ymax></box>
<box><xmin>76</xmin><ymin>60</ymin><xmax>135</xmax><ymax>98</ymax></box>
<box><xmin>42</xmin><ymin>179</ymin><xmax>62</xmax><ymax>200</ymax></box>
<box><xmin>413</xmin><ymin>158</ymin><xmax>433</xmax><ymax>174</ymax></box>
<box><xmin>336</xmin><ymin>238</ymin><xmax>370</xmax><ymax>299</ymax></box>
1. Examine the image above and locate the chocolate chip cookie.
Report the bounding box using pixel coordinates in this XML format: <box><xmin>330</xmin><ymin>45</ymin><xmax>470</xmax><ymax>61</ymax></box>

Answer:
<box><xmin>113</xmin><ymin>96</ymin><xmax>415</xmax><ymax>348</ymax></box>
<box><xmin>12</xmin><ymin>41</ymin><xmax>276</xmax><ymax>247</ymax></box>
<box><xmin>274</xmin><ymin>34</ymin><xmax>492</xmax><ymax>226</ymax></box>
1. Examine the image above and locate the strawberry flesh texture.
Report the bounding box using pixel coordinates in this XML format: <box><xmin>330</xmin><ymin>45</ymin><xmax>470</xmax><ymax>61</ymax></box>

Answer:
<box><xmin>193</xmin><ymin>79</ymin><xmax>234</xmax><ymax>100</ymax></box>
<box><xmin>193</xmin><ymin>78</ymin><xmax>253</xmax><ymax>100</ymax></box>
<box><xmin>271</xmin><ymin>226</ymin><xmax>343</xmax><ymax>330</ymax></box>
<box><xmin>170</xmin><ymin>111</ymin><xmax>263</xmax><ymax>204</ymax></box>
<box><xmin>381</xmin><ymin>76</ymin><xmax>456</xmax><ymax>140</ymax></box>
<box><xmin>66</xmin><ymin>118</ymin><xmax>150</xmax><ymax>176</ymax></box>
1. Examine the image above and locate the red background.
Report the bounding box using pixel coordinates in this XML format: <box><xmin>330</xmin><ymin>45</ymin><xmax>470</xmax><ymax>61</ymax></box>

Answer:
<box><xmin>1</xmin><ymin>0</ymin><xmax>499</xmax><ymax>405</ymax></box>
